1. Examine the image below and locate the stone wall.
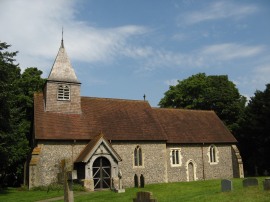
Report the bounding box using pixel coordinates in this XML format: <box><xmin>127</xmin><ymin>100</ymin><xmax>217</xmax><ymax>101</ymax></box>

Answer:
<box><xmin>30</xmin><ymin>140</ymin><xmax>88</xmax><ymax>187</ymax></box>
<box><xmin>44</xmin><ymin>81</ymin><xmax>81</xmax><ymax>114</ymax></box>
<box><xmin>166</xmin><ymin>144</ymin><xmax>233</xmax><ymax>182</ymax></box>
<box><xmin>111</xmin><ymin>141</ymin><xmax>168</xmax><ymax>188</ymax></box>
<box><xmin>29</xmin><ymin>140</ymin><xmax>236</xmax><ymax>189</ymax></box>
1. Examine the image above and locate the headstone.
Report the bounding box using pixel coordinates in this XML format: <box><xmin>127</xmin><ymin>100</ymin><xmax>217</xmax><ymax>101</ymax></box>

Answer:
<box><xmin>134</xmin><ymin>174</ymin><xmax>138</xmax><ymax>188</ymax></box>
<box><xmin>140</xmin><ymin>174</ymin><xmax>145</xmax><ymax>188</ymax></box>
<box><xmin>243</xmin><ymin>178</ymin><xmax>258</xmax><ymax>187</ymax></box>
<box><xmin>263</xmin><ymin>178</ymin><xmax>270</xmax><ymax>191</ymax></box>
<box><xmin>133</xmin><ymin>191</ymin><xmax>157</xmax><ymax>202</ymax></box>
<box><xmin>221</xmin><ymin>179</ymin><xmax>233</xmax><ymax>192</ymax></box>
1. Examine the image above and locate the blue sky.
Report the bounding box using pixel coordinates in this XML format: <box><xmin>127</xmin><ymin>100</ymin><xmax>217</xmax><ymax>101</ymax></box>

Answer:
<box><xmin>1</xmin><ymin>0</ymin><xmax>270</xmax><ymax>106</ymax></box>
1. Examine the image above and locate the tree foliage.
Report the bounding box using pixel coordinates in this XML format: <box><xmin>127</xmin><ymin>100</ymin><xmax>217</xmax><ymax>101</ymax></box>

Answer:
<box><xmin>0</xmin><ymin>41</ymin><xmax>45</xmax><ymax>186</ymax></box>
<box><xmin>159</xmin><ymin>73</ymin><xmax>246</xmax><ymax>132</ymax></box>
<box><xmin>237</xmin><ymin>84</ymin><xmax>270</xmax><ymax>175</ymax></box>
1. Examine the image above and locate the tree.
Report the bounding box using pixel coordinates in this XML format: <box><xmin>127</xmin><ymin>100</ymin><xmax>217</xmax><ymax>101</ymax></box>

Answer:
<box><xmin>237</xmin><ymin>84</ymin><xmax>270</xmax><ymax>176</ymax></box>
<box><xmin>159</xmin><ymin>73</ymin><xmax>246</xmax><ymax>133</ymax></box>
<box><xmin>0</xmin><ymin>41</ymin><xmax>45</xmax><ymax>187</ymax></box>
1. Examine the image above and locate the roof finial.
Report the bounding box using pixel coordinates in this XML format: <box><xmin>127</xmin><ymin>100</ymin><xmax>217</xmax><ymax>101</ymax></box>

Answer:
<box><xmin>61</xmin><ymin>27</ymin><xmax>64</xmax><ymax>48</ymax></box>
<box><xmin>143</xmin><ymin>94</ymin><xmax>146</xmax><ymax>101</ymax></box>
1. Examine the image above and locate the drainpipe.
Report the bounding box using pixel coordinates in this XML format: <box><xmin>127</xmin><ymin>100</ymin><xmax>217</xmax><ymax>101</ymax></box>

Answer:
<box><xmin>201</xmin><ymin>143</ymin><xmax>205</xmax><ymax>180</ymax></box>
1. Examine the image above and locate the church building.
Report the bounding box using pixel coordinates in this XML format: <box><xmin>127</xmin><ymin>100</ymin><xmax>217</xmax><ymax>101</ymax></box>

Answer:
<box><xmin>27</xmin><ymin>39</ymin><xmax>244</xmax><ymax>191</ymax></box>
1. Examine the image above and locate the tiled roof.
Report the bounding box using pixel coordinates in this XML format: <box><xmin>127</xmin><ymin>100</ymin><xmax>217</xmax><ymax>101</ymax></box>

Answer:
<box><xmin>34</xmin><ymin>93</ymin><xmax>167</xmax><ymax>141</ymax></box>
<box><xmin>153</xmin><ymin>108</ymin><xmax>237</xmax><ymax>143</ymax></box>
<box><xmin>34</xmin><ymin>93</ymin><xmax>237</xmax><ymax>143</ymax></box>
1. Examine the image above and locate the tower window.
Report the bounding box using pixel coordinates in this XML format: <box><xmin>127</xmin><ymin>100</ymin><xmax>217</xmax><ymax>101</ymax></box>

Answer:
<box><xmin>58</xmin><ymin>85</ymin><xmax>70</xmax><ymax>100</ymax></box>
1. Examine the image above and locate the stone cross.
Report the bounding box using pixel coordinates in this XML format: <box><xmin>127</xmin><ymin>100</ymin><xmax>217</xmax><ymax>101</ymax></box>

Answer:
<box><xmin>115</xmin><ymin>169</ymin><xmax>125</xmax><ymax>193</ymax></box>
<box><xmin>61</xmin><ymin>159</ymin><xmax>74</xmax><ymax>202</ymax></box>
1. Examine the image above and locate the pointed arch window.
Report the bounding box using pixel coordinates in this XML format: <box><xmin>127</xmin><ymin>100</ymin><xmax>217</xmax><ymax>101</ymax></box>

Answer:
<box><xmin>208</xmin><ymin>145</ymin><xmax>219</xmax><ymax>164</ymax></box>
<box><xmin>134</xmin><ymin>146</ymin><xmax>143</xmax><ymax>167</ymax></box>
<box><xmin>58</xmin><ymin>85</ymin><xmax>70</xmax><ymax>100</ymax></box>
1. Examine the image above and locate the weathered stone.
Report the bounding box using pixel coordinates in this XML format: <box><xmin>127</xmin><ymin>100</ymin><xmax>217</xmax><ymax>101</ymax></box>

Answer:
<box><xmin>243</xmin><ymin>178</ymin><xmax>258</xmax><ymax>187</ymax></box>
<box><xmin>133</xmin><ymin>191</ymin><xmax>157</xmax><ymax>202</ymax></box>
<box><xmin>263</xmin><ymin>178</ymin><xmax>270</xmax><ymax>191</ymax></box>
<box><xmin>221</xmin><ymin>179</ymin><xmax>233</xmax><ymax>192</ymax></box>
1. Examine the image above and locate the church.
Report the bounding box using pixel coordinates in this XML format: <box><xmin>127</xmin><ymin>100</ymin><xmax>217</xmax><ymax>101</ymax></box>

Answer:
<box><xmin>27</xmin><ymin>38</ymin><xmax>244</xmax><ymax>191</ymax></box>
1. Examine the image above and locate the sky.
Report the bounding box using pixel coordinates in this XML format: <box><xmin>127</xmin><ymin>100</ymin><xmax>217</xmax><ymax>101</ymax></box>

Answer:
<box><xmin>1</xmin><ymin>0</ymin><xmax>270</xmax><ymax>106</ymax></box>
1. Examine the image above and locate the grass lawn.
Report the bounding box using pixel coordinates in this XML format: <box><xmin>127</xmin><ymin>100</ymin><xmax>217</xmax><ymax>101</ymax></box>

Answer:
<box><xmin>0</xmin><ymin>178</ymin><xmax>269</xmax><ymax>202</ymax></box>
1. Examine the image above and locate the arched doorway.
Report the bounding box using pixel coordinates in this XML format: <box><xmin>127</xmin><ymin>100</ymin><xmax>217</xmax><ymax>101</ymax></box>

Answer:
<box><xmin>186</xmin><ymin>159</ymin><xmax>197</xmax><ymax>182</ymax></box>
<box><xmin>188</xmin><ymin>162</ymin><xmax>194</xmax><ymax>181</ymax></box>
<box><xmin>92</xmin><ymin>157</ymin><xmax>111</xmax><ymax>189</ymax></box>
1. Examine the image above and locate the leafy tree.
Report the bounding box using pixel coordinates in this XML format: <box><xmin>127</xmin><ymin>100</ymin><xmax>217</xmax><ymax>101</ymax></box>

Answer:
<box><xmin>237</xmin><ymin>84</ymin><xmax>270</xmax><ymax>176</ymax></box>
<box><xmin>0</xmin><ymin>42</ymin><xmax>45</xmax><ymax>187</ymax></box>
<box><xmin>159</xmin><ymin>73</ymin><xmax>246</xmax><ymax>133</ymax></box>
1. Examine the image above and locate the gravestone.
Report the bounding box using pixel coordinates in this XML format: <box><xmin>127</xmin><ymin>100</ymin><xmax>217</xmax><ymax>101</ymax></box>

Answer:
<box><xmin>140</xmin><ymin>174</ymin><xmax>145</xmax><ymax>188</ymax></box>
<box><xmin>243</xmin><ymin>178</ymin><xmax>258</xmax><ymax>187</ymax></box>
<box><xmin>221</xmin><ymin>179</ymin><xmax>233</xmax><ymax>192</ymax></box>
<box><xmin>133</xmin><ymin>191</ymin><xmax>157</xmax><ymax>202</ymax></box>
<box><xmin>263</xmin><ymin>178</ymin><xmax>270</xmax><ymax>191</ymax></box>
<box><xmin>134</xmin><ymin>174</ymin><xmax>139</xmax><ymax>188</ymax></box>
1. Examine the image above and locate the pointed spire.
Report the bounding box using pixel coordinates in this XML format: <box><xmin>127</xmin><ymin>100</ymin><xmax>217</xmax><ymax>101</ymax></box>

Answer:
<box><xmin>47</xmin><ymin>32</ymin><xmax>80</xmax><ymax>83</ymax></box>
<box><xmin>61</xmin><ymin>27</ymin><xmax>64</xmax><ymax>48</ymax></box>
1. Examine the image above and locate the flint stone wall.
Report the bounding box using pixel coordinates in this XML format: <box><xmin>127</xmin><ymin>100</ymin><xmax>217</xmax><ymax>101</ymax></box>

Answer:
<box><xmin>112</xmin><ymin>141</ymin><xmax>168</xmax><ymax>188</ymax></box>
<box><xmin>166</xmin><ymin>144</ymin><xmax>233</xmax><ymax>182</ymax></box>
<box><xmin>33</xmin><ymin>140</ymin><xmax>88</xmax><ymax>187</ymax></box>
<box><xmin>31</xmin><ymin>141</ymin><xmax>235</xmax><ymax>188</ymax></box>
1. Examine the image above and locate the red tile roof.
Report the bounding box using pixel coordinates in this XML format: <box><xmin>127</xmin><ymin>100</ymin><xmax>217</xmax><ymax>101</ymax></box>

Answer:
<box><xmin>34</xmin><ymin>93</ymin><xmax>237</xmax><ymax>143</ymax></box>
<box><xmin>34</xmin><ymin>93</ymin><xmax>167</xmax><ymax>141</ymax></box>
<box><xmin>153</xmin><ymin>108</ymin><xmax>237</xmax><ymax>143</ymax></box>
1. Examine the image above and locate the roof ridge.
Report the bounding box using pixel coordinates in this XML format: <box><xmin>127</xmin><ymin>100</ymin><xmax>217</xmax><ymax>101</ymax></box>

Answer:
<box><xmin>81</xmin><ymin>96</ymin><xmax>148</xmax><ymax>103</ymax></box>
<box><xmin>153</xmin><ymin>107</ymin><xmax>215</xmax><ymax>113</ymax></box>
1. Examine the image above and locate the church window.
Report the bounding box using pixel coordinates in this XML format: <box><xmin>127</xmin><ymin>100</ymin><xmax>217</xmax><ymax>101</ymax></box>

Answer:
<box><xmin>208</xmin><ymin>145</ymin><xmax>219</xmax><ymax>164</ymax></box>
<box><xmin>134</xmin><ymin>146</ymin><xmax>143</xmax><ymax>167</ymax></box>
<box><xmin>58</xmin><ymin>85</ymin><xmax>70</xmax><ymax>100</ymax></box>
<box><xmin>170</xmin><ymin>148</ymin><xmax>182</xmax><ymax>167</ymax></box>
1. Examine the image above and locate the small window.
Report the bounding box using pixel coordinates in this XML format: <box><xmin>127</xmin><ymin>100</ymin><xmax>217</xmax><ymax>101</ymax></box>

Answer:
<box><xmin>58</xmin><ymin>85</ymin><xmax>70</xmax><ymax>100</ymax></box>
<box><xmin>208</xmin><ymin>145</ymin><xmax>219</xmax><ymax>164</ymax></box>
<box><xmin>134</xmin><ymin>146</ymin><xmax>143</xmax><ymax>167</ymax></box>
<box><xmin>170</xmin><ymin>148</ymin><xmax>182</xmax><ymax>166</ymax></box>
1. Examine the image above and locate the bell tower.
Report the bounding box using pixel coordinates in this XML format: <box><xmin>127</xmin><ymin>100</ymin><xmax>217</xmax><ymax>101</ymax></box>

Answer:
<box><xmin>44</xmin><ymin>38</ymin><xmax>81</xmax><ymax>114</ymax></box>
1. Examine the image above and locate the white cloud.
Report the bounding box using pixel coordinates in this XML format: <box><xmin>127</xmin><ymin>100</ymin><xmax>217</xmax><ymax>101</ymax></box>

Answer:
<box><xmin>179</xmin><ymin>1</ymin><xmax>258</xmax><ymax>25</ymax></box>
<box><xmin>200</xmin><ymin>43</ymin><xmax>264</xmax><ymax>61</ymax></box>
<box><xmin>0</xmin><ymin>0</ymin><xmax>149</xmax><ymax>75</ymax></box>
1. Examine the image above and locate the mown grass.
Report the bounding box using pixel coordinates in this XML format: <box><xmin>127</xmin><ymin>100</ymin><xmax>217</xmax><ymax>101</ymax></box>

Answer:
<box><xmin>0</xmin><ymin>178</ymin><xmax>269</xmax><ymax>202</ymax></box>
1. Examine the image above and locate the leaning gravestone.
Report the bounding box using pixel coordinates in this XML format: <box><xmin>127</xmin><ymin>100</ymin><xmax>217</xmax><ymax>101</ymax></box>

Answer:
<box><xmin>221</xmin><ymin>179</ymin><xmax>233</xmax><ymax>192</ymax></box>
<box><xmin>263</xmin><ymin>178</ymin><xmax>270</xmax><ymax>191</ymax></box>
<box><xmin>243</xmin><ymin>178</ymin><xmax>258</xmax><ymax>187</ymax></box>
